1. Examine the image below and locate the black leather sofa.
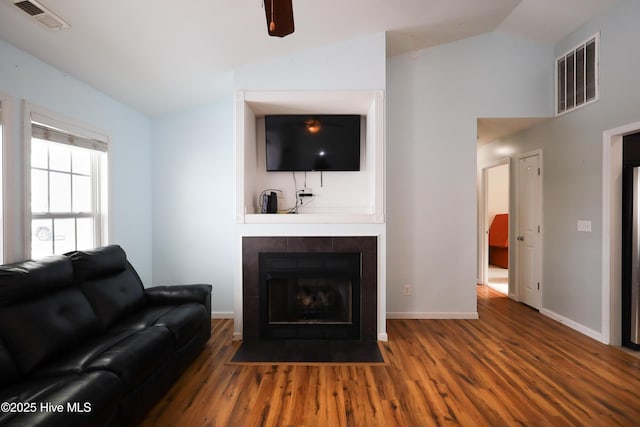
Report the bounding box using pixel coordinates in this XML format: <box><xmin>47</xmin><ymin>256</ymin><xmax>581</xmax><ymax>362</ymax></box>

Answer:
<box><xmin>0</xmin><ymin>245</ymin><xmax>212</xmax><ymax>427</ymax></box>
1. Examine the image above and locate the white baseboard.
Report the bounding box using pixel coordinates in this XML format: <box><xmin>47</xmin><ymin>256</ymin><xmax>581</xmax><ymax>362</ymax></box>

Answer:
<box><xmin>232</xmin><ymin>332</ymin><xmax>243</xmax><ymax>341</ymax></box>
<box><xmin>377</xmin><ymin>332</ymin><xmax>388</xmax><ymax>342</ymax></box>
<box><xmin>540</xmin><ymin>308</ymin><xmax>604</xmax><ymax>343</ymax></box>
<box><xmin>387</xmin><ymin>312</ymin><xmax>479</xmax><ymax>320</ymax></box>
<box><xmin>211</xmin><ymin>311</ymin><xmax>234</xmax><ymax>319</ymax></box>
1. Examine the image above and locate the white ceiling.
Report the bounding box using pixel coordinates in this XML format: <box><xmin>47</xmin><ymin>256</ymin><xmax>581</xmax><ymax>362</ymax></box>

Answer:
<box><xmin>0</xmin><ymin>0</ymin><xmax>617</xmax><ymax>116</ymax></box>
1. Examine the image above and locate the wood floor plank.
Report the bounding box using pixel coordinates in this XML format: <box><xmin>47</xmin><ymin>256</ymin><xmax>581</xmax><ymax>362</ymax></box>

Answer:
<box><xmin>140</xmin><ymin>286</ymin><xmax>640</xmax><ymax>426</ymax></box>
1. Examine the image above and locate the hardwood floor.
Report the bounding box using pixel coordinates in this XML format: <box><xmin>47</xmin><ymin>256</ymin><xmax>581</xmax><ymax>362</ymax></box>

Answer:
<box><xmin>140</xmin><ymin>286</ymin><xmax>640</xmax><ymax>426</ymax></box>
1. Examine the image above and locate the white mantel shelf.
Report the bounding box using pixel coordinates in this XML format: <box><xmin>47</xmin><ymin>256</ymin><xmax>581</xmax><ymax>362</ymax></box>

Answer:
<box><xmin>242</xmin><ymin>213</ymin><xmax>384</xmax><ymax>224</ymax></box>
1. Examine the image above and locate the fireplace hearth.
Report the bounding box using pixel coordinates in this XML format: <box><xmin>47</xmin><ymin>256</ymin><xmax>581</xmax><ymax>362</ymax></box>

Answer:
<box><xmin>242</xmin><ymin>236</ymin><xmax>377</xmax><ymax>341</ymax></box>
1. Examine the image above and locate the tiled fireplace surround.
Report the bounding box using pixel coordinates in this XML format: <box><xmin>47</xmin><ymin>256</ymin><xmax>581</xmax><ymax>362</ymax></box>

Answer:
<box><xmin>242</xmin><ymin>236</ymin><xmax>378</xmax><ymax>341</ymax></box>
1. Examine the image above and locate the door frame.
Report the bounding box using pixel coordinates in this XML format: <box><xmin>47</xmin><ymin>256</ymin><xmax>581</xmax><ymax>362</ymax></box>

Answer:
<box><xmin>478</xmin><ymin>158</ymin><xmax>511</xmax><ymax>290</ymax></box>
<box><xmin>514</xmin><ymin>149</ymin><xmax>543</xmax><ymax>307</ymax></box>
<box><xmin>602</xmin><ymin>121</ymin><xmax>640</xmax><ymax>345</ymax></box>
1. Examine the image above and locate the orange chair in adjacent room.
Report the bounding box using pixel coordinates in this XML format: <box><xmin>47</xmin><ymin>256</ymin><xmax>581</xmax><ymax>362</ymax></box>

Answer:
<box><xmin>489</xmin><ymin>213</ymin><xmax>509</xmax><ymax>268</ymax></box>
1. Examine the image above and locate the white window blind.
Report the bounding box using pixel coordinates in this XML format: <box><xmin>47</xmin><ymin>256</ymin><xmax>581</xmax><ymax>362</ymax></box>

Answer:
<box><xmin>31</xmin><ymin>123</ymin><xmax>107</xmax><ymax>152</ymax></box>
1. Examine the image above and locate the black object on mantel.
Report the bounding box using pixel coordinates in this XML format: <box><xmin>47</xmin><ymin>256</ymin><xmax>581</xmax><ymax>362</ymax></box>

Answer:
<box><xmin>264</xmin><ymin>0</ymin><xmax>294</xmax><ymax>37</ymax></box>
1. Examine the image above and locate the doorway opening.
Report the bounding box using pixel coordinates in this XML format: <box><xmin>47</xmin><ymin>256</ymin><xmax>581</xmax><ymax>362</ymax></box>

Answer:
<box><xmin>603</xmin><ymin>121</ymin><xmax>640</xmax><ymax>346</ymax></box>
<box><xmin>480</xmin><ymin>160</ymin><xmax>510</xmax><ymax>295</ymax></box>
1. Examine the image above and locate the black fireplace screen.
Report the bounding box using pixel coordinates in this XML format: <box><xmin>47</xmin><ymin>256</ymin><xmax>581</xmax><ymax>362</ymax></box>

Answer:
<box><xmin>259</xmin><ymin>252</ymin><xmax>361</xmax><ymax>339</ymax></box>
<box><xmin>268</xmin><ymin>277</ymin><xmax>352</xmax><ymax>324</ymax></box>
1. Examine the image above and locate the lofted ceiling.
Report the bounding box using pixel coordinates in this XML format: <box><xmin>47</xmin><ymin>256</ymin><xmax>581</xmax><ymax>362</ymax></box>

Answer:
<box><xmin>0</xmin><ymin>0</ymin><xmax>617</xmax><ymax>116</ymax></box>
<box><xmin>477</xmin><ymin>117</ymin><xmax>549</xmax><ymax>146</ymax></box>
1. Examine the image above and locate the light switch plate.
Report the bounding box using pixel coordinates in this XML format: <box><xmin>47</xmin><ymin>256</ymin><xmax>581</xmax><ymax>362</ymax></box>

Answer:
<box><xmin>577</xmin><ymin>220</ymin><xmax>592</xmax><ymax>232</ymax></box>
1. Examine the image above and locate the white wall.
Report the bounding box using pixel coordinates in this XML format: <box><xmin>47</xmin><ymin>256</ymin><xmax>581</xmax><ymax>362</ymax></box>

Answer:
<box><xmin>478</xmin><ymin>0</ymin><xmax>640</xmax><ymax>337</ymax></box>
<box><xmin>488</xmin><ymin>163</ymin><xmax>509</xmax><ymax>224</ymax></box>
<box><xmin>386</xmin><ymin>32</ymin><xmax>553</xmax><ymax>317</ymax></box>
<box><xmin>0</xmin><ymin>39</ymin><xmax>153</xmax><ymax>281</ymax></box>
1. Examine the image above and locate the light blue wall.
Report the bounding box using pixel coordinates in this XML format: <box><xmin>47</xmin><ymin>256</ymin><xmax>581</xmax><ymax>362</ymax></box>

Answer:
<box><xmin>478</xmin><ymin>0</ymin><xmax>640</xmax><ymax>334</ymax></box>
<box><xmin>234</xmin><ymin>32</ymin><xmax>386</xmax><ymax>90</ymax></box>
<box><xmin>387</xmin><ymin>32</ymin><xmax>553</xmax><ymax>316</ymax></box>
<box><xmin>150</xmin><ymin>98</ymin><xmax>235</xmax><ymax>314</ymax></box>
<box><xmin>0</xmin><ymin>39</ymin><xmax>153</xmax><ymax>281</ymax></box>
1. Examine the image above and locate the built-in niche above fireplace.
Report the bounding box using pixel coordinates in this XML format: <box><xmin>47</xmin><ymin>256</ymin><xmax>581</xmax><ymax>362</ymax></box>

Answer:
<box><xmin>242</xmin><ymin>236</ymin><xmax>377</xmax><ymax>341</ymax></box>
<box><xmin>235</xmin><ymin>90</ymin><xmax>385</xmax><ymax>224</ymax></box>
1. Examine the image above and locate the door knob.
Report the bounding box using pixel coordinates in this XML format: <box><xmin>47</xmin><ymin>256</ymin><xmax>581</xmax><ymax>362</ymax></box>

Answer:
<box><xmin>516</xmin><ymin>235</ymin><xmax>524</xmax><ymax>241</ymax></box>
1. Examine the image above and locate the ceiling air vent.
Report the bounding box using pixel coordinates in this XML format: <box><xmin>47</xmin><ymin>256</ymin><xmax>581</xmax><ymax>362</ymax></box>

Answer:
<box><xmin>12</xmin><ymin>0</ymin><xmax>69</xmax><ymax>30</ymax></box>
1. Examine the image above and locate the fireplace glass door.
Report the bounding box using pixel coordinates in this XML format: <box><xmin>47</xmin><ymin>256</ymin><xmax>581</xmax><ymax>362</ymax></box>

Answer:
<box><xmin>268</xmin><ymin>276</ymin><xmax>352</xmax><ymax>324</ymax></box>
<box><xmin>259</xmin><ymin>252</ymin><xmax>361</xmax><ymax>339</ymax></box>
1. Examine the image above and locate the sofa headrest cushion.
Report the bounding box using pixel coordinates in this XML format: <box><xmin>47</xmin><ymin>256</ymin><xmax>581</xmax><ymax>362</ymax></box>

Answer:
<box><xmin>0</xmin><ymin>255</ymin><xmax>73</xmax><ymax>307</ymax></box>
<box><xmin>68</xmin><ymin>245</ymin><xmax>127</xmax><ymax>282</ymax></box>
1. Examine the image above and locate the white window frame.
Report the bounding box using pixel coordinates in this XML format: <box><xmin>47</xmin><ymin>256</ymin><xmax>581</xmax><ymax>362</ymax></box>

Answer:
<box><xmin>0</xmin><ymin>94</ymin><xmax>8</xmax><ymax>264</ymax></box>
<box><xmin>555</xmin><ymin>32</ymin><xmax>600</xmax><ymax>116</ymax></box>
<box><xmin>23</xmin><ymin>103</ymin><xmax>109</xmax><ymax>259</ymax></box>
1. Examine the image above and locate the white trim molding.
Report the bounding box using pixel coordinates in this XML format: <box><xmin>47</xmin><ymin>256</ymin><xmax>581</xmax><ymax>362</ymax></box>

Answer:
<box><xmin>387</xmin><ymin>312</ymin><xmax>479</xmax><ymax>320</ymax></box>
<box><xmin>0</xmin><ymin>92</ymin><xmax>13</xmax><ymax>263</ymax></box>
<box><xmin>211</xmin><ymin>311</ymin><xmax>234</xmax><ymax>319</ymax></box>
<box><xmin>602</xmin><ymin>121</ymin><xmax>640</xmax><ymax>345</ymax></box>
<box><xmin>540</xmin><ymin>308</ymin><xmax>603</xmax><ymax>343</ymax></box>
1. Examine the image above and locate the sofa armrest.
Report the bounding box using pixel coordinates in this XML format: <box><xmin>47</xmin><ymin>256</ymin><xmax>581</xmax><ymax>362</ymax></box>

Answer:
<box><xmin>144</xmin><ymin>284</ymin><xmax>211</xmax><ymax>316</ymax></box>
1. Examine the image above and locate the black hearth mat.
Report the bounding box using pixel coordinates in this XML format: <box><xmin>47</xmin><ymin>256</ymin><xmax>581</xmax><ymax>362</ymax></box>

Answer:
<box><xmin>229</xmin><ymin>340</ymin><xmax>385</xmax><ymax>364</ymax></box>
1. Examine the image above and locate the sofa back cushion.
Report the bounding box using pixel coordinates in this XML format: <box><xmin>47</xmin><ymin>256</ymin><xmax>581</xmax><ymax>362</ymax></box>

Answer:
<box><xmin>0</xmin><ymin>288</ymin><xmax>100</xmax><ymax>375</ymax></box>
<box><xmin>69</xmin><ymin>245</ymin><xmax>146</xmax><ymax>328</ymax></box>
<box><xmin>0</xmin><ymin>255</ymin><xmax>98</xmax><ymax>377</ymax></box>
<box><xmin>0</xmin><ymin>255</ymin><xmax>74</xmax><ymax>306</ymax></box>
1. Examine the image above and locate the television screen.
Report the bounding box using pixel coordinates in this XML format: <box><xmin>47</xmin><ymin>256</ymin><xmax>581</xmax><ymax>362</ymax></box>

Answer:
<box><xmin>265</xmin><ymin>114</ymin><xmax>361</xmax><ymax>171</ymax></box>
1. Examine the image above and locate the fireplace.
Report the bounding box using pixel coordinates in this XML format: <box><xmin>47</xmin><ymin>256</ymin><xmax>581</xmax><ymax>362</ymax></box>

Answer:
<box><xmin>242</xmin><ymin>236</ymin><xmax>377</xmax><ymax>341</ymax></box>
<box><xmin>260</xmin><ymin>252</ymin><xmax>360</xmax><ymax>339</ymax></box>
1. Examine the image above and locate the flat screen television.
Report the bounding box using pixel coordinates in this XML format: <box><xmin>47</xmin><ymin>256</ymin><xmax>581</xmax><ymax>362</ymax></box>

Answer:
<box><xmin>265</xmin><ymin>114</ymin><xmax>361</xmax><ymax>172</ymax></box>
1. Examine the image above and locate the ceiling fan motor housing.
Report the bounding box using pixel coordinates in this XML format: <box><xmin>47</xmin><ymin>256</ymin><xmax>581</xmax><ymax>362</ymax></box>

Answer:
<box><xmin>264</xmin><ymin>0</ymin><xmax>294</xmax><ymax>37</ymax></box>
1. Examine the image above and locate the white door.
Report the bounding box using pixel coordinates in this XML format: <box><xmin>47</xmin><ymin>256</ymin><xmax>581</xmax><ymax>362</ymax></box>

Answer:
<box><xmin>516</xmin><ymin>152</ymin><xmax>542</xmax><ymax>309</ymax></box>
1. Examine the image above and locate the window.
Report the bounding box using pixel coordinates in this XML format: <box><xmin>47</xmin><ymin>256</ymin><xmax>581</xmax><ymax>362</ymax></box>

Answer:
<box><xmin>29</xmin><ymin>121</ymin><xmax>108</xmax><ymax>259</ymax></box>
<box><xmin>556</xmin><ymin>34</ymin><xmax>599</xmax><ymax>115</ymax></box>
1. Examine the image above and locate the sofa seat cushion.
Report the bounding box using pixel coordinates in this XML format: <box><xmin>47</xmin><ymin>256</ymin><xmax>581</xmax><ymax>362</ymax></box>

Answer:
<box><xmin>85</xmin><ymin>327</ymin><xmax>173</xmax><ymax>388</ymax></box>
<box><xmin>0</xmin><ymin>288</ymin><xmax>100</xmax><ymax>375</ymax></box>
<box><xmin>0</xmin><ymin>371</ymin><xmax>121</xmax><ymax>427</ymax></box>
<box><xmin>152</xmin><ymin>303</ymin><xmax>208</xmax><ymax>349</ymax></box>
<box><xmin>34</xmin><ymin>328</ymin><xmax>142</xmax><ymax>377</ymax></box>
<box><xmin>109</xmin><ymin>305</ymin><xmax>176</xmax><ymax>331</ymax></box>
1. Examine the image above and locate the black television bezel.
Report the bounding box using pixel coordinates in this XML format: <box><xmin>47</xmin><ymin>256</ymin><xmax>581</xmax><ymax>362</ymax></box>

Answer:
<box><xmin>264</xmin><ymin>114</ymin><xmax>362</xmax><ymax>172</ymax></box>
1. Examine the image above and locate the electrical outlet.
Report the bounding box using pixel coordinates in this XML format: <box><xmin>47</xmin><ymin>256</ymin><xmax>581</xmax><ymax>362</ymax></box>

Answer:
<box><xmin>403</xmin><ymin>284</ymin><xmax>412</xmax><ymax>296</ymax></box>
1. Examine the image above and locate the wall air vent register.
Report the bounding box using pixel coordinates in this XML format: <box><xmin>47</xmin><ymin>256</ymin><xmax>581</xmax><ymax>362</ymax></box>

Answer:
<box><xmin>556</xmin><ymin>33</ymin><xmax>598</xmax><ymax>115</ymax></box>
<box><xmin>11</xmin><ymin>0</ymin><xmax>69</xmax><ymax>31</ymax></box>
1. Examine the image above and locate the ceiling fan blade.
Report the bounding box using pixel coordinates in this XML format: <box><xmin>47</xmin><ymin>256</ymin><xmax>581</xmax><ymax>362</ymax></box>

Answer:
<box><xmin>264</xmin><ymin>0</ymin><xmax>294</xmax><ymax>37</ymax></box>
